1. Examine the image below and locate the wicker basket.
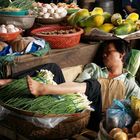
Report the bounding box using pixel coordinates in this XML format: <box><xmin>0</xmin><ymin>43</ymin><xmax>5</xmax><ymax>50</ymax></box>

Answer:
<box><xmin>31</xmin><ymin>25</ymin><xmax>84</xmax><ymax>49</ymax></box>
<box><xmin>3</xmin><ymin>111</ymin><xmax>90</xmax><ymax>139</ymax></box>
<box><xmin>1</xmin><ymin>104</ymin><xmax>90</xmax><ymax>139</ymax></box>
<box><xmin>98</xmin><ymin>120</ymin><xmax>113</xmax><ymax>140</ymax></box>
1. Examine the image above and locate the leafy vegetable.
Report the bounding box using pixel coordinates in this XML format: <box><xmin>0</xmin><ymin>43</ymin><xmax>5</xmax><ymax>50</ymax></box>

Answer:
<box><xmin>0</xmin><ymin>70</ymin><xmax>92</xmax><ymax>115</ymax></box>
<box><xmin>126</xmin><ymin>49</ymin><xmax>140</xmax><ymax>77</ymax></box>
<box><xmin>8</xmin><ymin>0</ymin><xmax>35</xmax><ymax>10</ymax></box>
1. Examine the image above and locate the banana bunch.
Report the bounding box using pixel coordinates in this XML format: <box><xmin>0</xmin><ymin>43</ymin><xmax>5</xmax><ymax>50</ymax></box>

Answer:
<box><xmin>131</xmin><ymin>96</ymin><xmax>140</xmax><ymax>118</ymax></box>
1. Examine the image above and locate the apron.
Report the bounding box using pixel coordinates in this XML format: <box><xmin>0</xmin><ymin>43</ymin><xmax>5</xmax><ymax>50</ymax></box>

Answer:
<box><xmin>98</xmin><ymin>78</ymin><xmax>126</xmax><ymax>112</ymax></box>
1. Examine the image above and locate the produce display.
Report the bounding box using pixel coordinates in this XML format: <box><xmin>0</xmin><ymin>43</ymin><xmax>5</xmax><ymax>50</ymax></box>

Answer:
<box><xmin>67</xmin><ymin>7</ymin><xmax>140</xmax><ymax>36</ymax></box>
<box><xmin>31</xmin><ymin>25</ymin><xmax>83</xmax><ymax>49</ymax></box>
<box><xmin>0</xmin><ymin>0</ymin><xmax>36</xmax><ymax>29</ymax></box>
<box><xmin>0</xmin><ymin>24</ymin><xmax>22</xmax><ymax>41</ymax></box>
<box><xmin>108</xmin><ymin>120</ymin><xmax>140</xmax><ymax>140</ymax></box>
<box><xmin>32</xmin><ymin>3</ymin><xmax>67</xmax><ymax>19</ymax></box>
<box><xmin>103</xmin><ymin>97</ymin><xmax>140</xmax><ymax>140</ymax></box>
<box><xmin>0</xmin><ymin>70</ymin><xmax>92</xmax><ymax>115</ymax></box>
<box><xmin>57</xmin><ymin>2</ymin><xmax>80</xmax><ymax>9</ymax></box>
<box><xmin>0</xmin><ymin>0</ymin><xmax>35</xmax><ymax>11</ymax></box>
<box><xmin>0</xmin><ymin>2</ymin><xmax>139</xmax><ymax>139</ymax></box>
<box><xmin>0</xmin><ymin>24</ymin><xmax>20</xmax><ymax>33</ymax></box>
<box><xmin>37</xmin><ymin>28</ymin><xmax>77</xmax><ymax>35</ymax></box>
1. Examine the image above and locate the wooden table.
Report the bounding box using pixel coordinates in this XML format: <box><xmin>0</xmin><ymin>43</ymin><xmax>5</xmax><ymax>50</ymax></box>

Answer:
<box><xmin>4</xmin><ymin>42</ymin><xmax>99</xmax><ymax>78</ymax></box>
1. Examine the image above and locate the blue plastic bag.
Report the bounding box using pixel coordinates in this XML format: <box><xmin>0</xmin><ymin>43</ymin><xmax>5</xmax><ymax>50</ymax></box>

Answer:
<box><xmin>106</xmin><ymin>99</ymin><xmax>134</xmax><ymax>131</ymax></box>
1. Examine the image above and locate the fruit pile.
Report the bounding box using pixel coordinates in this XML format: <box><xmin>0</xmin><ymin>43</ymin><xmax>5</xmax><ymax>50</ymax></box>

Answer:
<box><xmin>67</xmin><ymin>7</ymin><xmax>140</xmax><ymax>35</ymax></box>
<box><xmin>109</xmin><ymin>120</ymin><xmax>140</xmax><ymax>140</ymax></box>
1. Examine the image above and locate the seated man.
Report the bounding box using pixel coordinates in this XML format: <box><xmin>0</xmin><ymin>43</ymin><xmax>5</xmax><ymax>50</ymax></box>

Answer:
<box><xmin>122</xmin><ymin>0</ymin><xmax>140</xmax><ymax>15</ymax></box>
<box><xmin>27</xmin><ymin>39</ymin><xmax>140</xmax><ymax>130</ymax></box>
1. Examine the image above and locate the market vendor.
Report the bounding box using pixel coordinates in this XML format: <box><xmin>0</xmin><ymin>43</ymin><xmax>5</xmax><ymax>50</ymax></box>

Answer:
<box><xmin>27</xmin><ymin>39</ymin><xmax>140</xmax><ymax>107</ymax></box>
<box><xmin>1</xmin><ymin>39</ymin><xmax>140</xmax><ymax>131</ymax></box>
<box><xmin>122</xmin><ymin>0</ymin><xmax>140</xmax><ymax>15</ymax></box>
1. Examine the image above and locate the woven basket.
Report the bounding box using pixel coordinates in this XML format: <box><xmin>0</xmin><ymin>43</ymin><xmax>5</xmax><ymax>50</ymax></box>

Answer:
<box><xmin>3</xmin><ymin>111</ymin><xmax>90</xmax><ymax>139</ymax></box>
<box><xmin>98</xmin><ymin>120</ymin><xmax>113</xmax><ymax>140</ymax></box>
<box><xmin>31</xmin><ymin>25</ymin><xmax>84</xmax><ymax>49</ymax></box>
<box><xmin>1</xmin><ymin>104</ymin><xmax>90</xmax><ymax>139</ymax></box>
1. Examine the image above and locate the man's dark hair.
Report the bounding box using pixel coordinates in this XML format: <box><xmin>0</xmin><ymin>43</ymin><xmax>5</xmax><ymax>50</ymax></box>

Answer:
<box><xmin>93</xmin><ymin>39</ymin><xmax>130</xmax><ymax>67</ymax></box>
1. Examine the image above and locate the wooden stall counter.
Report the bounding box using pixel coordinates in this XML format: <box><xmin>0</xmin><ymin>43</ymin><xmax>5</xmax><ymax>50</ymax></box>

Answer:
<box><xmin>5</xmin><ymin>42</ymin><xmax>100</xmax><ymax>78</ymax></box>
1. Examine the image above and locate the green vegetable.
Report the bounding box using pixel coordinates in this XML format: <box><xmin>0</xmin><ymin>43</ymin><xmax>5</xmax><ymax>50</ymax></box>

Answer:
<box><xmin>8</xmin><ymin>0</ymin><xmax>35</xmax><ymax>10</ymax></box>
<box><xmin>0</xmin><ymin>72</ymin><xmax>91</xmax><ymax>115</ymax></box>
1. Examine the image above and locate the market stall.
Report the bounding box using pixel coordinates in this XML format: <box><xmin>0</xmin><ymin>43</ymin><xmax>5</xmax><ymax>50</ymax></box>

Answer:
<box><xmin>0</xmin><ymin>0</ymin><xmax>140</xmax><ymax>140</ymax></box>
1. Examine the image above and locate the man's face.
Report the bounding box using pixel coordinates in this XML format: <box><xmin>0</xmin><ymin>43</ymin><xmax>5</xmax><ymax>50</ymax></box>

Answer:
<box><xmin>102</xmin><ymin>43</ymin><xmax>124</xmax><ymax>68</ymax></box>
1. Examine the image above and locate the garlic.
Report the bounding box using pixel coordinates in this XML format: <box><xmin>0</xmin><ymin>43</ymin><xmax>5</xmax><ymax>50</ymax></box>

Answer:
<box><xmin>39</xmin><ymin>11</ymin><xmax>44</xmax><ymax>16</ymax></box>
<box><xmin>55</xmin><ymin>7</ymin><xmax>64</xmax><ymax>13</ymax></box>
<box><xmin>50</xmin><ymin>3</ymin><xmax>56</xmax><ymax>7</ymax></box>
<box><xmin>37</xmin><ymin>2</ymin><xmax>42</xmax><ymax>7</ymax></box>
<box><xmin>59</xmin><ymin>10</ymin><xmax>67</xmax><ymax>18</ymax></box>
<box><xmin>47</xmin><ymin>8</ymin><xmax>55</xmax><ymax>14</ymax></box>
<box><xmin>41</xmin><ymin>7</ymin><xmax>48</xmax><ymax>13</ymax></box>
<box><xmin>0</xmin><ymin>27</ymin><xmax>7</xmax><ymax>33</ymax></box>
<box><xmin>14</xmin><ymin>27</ymin><xmax>20</xmax><ymax>32</ymax></box>
<box><xmin>44</xmin><ymin>4</ymin><xmax>52</xmax><ymax>9</ymax></box>
<box><xmin>1</xmin><ymin>24</ymin><xmax>6</xmax><ymax>28</ymax></box>
<box><xmin>7</xmin><ymin>28</ymin><xmax>16</xmax><ymax>33</ymax></box>
<box><xmin>51</xmin><ymin>5</ymin><xmax>58</xmax><ymax>10</ymax></box>
<box><xmin>53</xmin><ymin>13</ymin><xmax>60</xmax><ymax>19</ymax></box>
<box><xmin>43</xmin><ymin>13</ymin><xmax>50</xmax><ymax>18</ymax></box>
<box><xmin>7</xmin><ymin>24</ymin><xmax>15</xmax><ymax>29</ymax></box>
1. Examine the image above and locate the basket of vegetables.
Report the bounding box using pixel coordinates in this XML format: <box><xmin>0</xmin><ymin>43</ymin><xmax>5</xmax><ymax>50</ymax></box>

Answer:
<box><xmin>31</xmin><ymin>25</ymin><xmax>84</xmax><ymax>49</ymax></box>
<box><xmin>0</xmin><ymin>70</ymin><xmax>91</xmax><ymax>139</ymax></box>
<box><xmin>0</xmin><ymin>24</ymin><xmax>22</xmax><ymax>41</ymax></box>
<box><xmin>32</xmin><ymin>2</ymin><xmax>67</xmax><ymax>24</ymax></box>
<box><xmin>0</xmin><ymin>0</ymin><xmax>36</xmax><ymax>29</ymax></box>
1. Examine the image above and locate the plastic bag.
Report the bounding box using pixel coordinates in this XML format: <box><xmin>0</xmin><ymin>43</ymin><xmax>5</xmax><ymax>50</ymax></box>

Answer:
<box><xmin>106</xmin><ymin>99</ymin><xmax>135</xmax><ymax>131</ymax></box>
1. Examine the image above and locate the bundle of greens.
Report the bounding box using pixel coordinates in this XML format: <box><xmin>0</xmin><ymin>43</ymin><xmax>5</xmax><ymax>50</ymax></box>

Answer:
<box><xmin>0</xmin><ymin>70</ymin><xmax>92</xmax><ymax>115</ymax></box>
<box><xmin>8</xmin><ymin>0</ymin><xmax>35</xmax><ymax>10</ymax></box>
<box><xmin>0</xmin><ymin>0</ymin><xmax>35</xmax><ymax>10</ymax></box>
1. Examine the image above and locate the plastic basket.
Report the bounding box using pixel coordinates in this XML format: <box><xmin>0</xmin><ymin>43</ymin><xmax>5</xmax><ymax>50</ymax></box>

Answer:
<box><xmin>0</xmin><ymin>10</ymin><xmax>28</xmax><ymax>16</ymax></box>
<box><xmin>0</xmin><ymin>29</ymin><xmax>22</xmax><ymax>42</ymax></box>
<box><xmin>31</xmin><ymin>25</ymin><xmax>84</xmax><ymax>49</ymax></box>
